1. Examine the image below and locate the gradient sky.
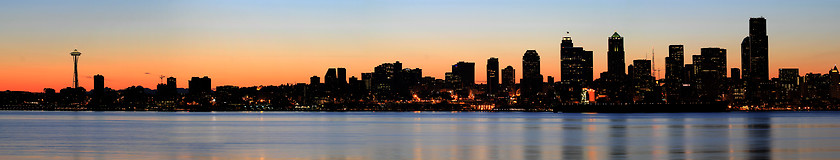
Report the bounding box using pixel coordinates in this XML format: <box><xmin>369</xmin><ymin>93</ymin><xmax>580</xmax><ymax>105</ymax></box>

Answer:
<box><xmin>2</xmin><ymin>0</ymin><xmax>840</xmax><ymax>92</ymax></box>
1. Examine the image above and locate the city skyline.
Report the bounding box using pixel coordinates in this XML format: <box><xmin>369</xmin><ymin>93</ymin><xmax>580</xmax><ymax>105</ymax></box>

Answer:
<box><xmin>2</xmin><ymin>0</ymin><xmax>840</xmax><ymax>92</ymax></box>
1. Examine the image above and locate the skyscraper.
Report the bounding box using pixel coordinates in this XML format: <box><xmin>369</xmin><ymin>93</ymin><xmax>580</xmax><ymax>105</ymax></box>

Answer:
<box><xmin>521</xmin><ymin>50</ymin><xmax>543</xmax><ymax>101</ymax></box>
<box><xmin>93</xmin><ymin>74</ymin><xmax>104</xmax><ymax>97</ymax></box>
<box><xmin>189</xmin><ymin>76</ymin><xmax>212</xmax><ymax>94</ymax></box>
<box><xmin>69</xmin><ymin>49</ymin><xmax>82</xmax><ymax>88</ymax></box>
<box><xmin>665</xmin><ymin>45</ymin><xmax>685</xmax><ymax>101</ymax></box>
<box><xmin>452</xmin><ymin>61</ymin><xmax>475</xmax><ymax>89</ymax></box>
<box><xmin>742</xmin><ymin>17</ymin><xmax>769</xmax><ymax>104</ymax></box>
<box><xmin>560</xmin><ymin>37</ymin><xmax>593</xmax><ymax>86</ymax></box>
<box><xmin>310</xmin><ymin>76</ymin><xmax>320</xmax><ymax>85</ymax></box>
<box><xmin>607</xmin><ymin>32</ymin><xmax>625</xmax><ymax>75</ymax></box>
<box><xmin>486</xmin><ymin>57</ymin><xmax>499</xmax><ymax>94</ymax></box>
<box><xmin>830</xmin><ymin>66</ymin><xmax>840</xmax><ymax>99</ymax></box>
<box><xmin>698</xmin><ymin>47</ymin><xmax>727</xmax><ymax>101</ymax></box>
<box><xmin>501</xmin><ymin>66</ymin><xmax>515</xmax><ymax>91</ymax></box>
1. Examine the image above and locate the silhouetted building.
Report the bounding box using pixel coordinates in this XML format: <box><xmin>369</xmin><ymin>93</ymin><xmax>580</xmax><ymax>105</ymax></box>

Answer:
<box><xmin>830</xmin><ymin>66</ymin><xmax>840</xmax><ymax>99</ymax></box>
<box><xmin>310</xmin><ymin>76</ymin><xmax>320</xmax><ymax>85</ymax></box>
<box><xmin>631</xmin><ymin>59</ymin><xmax>653</xmax><ymax>101</ymax></box>
<box><xmin>607</xmin><ymin>32</ymin><xmax>626</xmax><ymax>75</ymax></box>
<box><xmin>93</xmin><ymin>74</ymin><xmax>104</xmax><ymax>97</ymax></box>
<box><xmin>777</xmin><ymin>68</ymin><xmax>800</xmax><ymax>105</ymax></box>
<box><xmin>189</xmin><ymin>76</ymin><xmax>212</xmax><ymax>94</ymax></box>
<box><xmin>697</xmin><ymin>48</ymin><xmax>727</xmax><ymax>101</ymax></box>
<box><xmin>373</xmin><ymin>61</ymin><xmax>404</xmax><ymax>100</ymax></box>
<box><xmin>521</xmin><ymin>50</ymin><xmax>543</xmax><ymax>102</ymax></box>
<box><xmin>501</xmin><ymin>66</ymin><xmax>515</xmax><ymax>93</ymax></box>
<box><xmin>560</xmin><ymin>37</ymin><xmax>593</xmax><ymax>87</ymax></box>
<box><xmin>452</xmin><ymin>61</ymin><xmax>475</xmax><ymax>89</ymax></box>
<box><xmin>486</xmin><ymin>57</ymin><xmax>499</xmax><ymax>95</ymax></box>
<box><xmin>665</xmin><ymin>45</ymin><xmax>685</xmax><ymax>101</ymax></box>
<box><xmin>742</xmin><ymin>17</ymin><xmax>770</xmax><ymax>105</ymax></box>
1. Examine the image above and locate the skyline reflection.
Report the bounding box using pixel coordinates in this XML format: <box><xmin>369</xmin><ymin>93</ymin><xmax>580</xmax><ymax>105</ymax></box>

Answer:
<box><xmin>0</xmin><ymin>111</ymin><xmax>838</xmax><ymax>159</ymax></box>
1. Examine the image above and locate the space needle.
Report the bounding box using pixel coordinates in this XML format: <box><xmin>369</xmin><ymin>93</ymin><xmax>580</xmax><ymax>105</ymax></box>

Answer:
<box><xmin>70</xmin><ymin>49</ymin><xmax>82</xmax><ymax>88</ymax></box>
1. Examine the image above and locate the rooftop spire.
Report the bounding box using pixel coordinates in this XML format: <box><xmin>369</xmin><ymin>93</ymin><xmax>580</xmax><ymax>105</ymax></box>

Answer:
<box><xmin>611</xmin><ymin>32</ymin><xmax>621</xmax><ymax>38</ymax></box>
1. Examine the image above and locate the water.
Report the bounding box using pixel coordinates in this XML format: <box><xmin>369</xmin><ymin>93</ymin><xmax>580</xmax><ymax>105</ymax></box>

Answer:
<box><xmin>1</xmin><ymin>111</ymin><xmax>839</xmax><ymax>159</ymax></box>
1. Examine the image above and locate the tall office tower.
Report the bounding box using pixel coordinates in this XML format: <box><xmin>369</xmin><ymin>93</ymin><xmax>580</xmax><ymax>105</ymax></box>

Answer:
<box><xmin>452</xmin><ymin>61</ymin><xmax>475</xmax><ymax>89</ymax></box>
<box><xmin>325</xmin><ymin>68</ymin><xmax>337</xmax><ymax>88</ymax></box>
<box><xmin>337</xmin><ymin>68</ymin><xmax>347</xmax><ymax>85</ymax></box>
<box><xmin>189</xmin><ymin>76</ymin><xmax>212</xmax><ymax>94</ymax></box>
<box><xmin>778</xmin><ymin>68</ymin><xmax>800</xmax><ymax>101</ymax></box>
<box><xmin>830</xmin><ymin>66</ymin><xmax>840</xmax><ymax>99</ymax></box>
<box><xmin>698</xmin><ymin>48</ymin><xmax>727</xmax><ymax>101</ymax></box>
<box><xmin>93</xmin><ymin>74</ymin><xmax>104</xmax><ymax>97</ymax></box>
<box><xmin>167</xmin><ymin>77</ymin><xmax>177</xmax><ymax>89</ymax></box>
<box><xmin>665</xmin><ymin>45</ymin><xmax>685</xmax><ymax>101</ymax></box>
<box><xmin>560</xmin><ymin>37</ymin><xmax>594</xmax><ymax>86</ymax></box>
<box><xmin>361</xmin><ymin>73</ymin><xmax>373</xmax><ymax>90</ymax></box>
<box><xmin>310</xmin><ymin>76</ymin><xmax>320</xmax><ymax>85</ymax></box>
<box><xmin>69</xmin><ymin>49</ymin><xmax>82</xmax><ymax>88</ymax></box>
<box><xmin>486</xmin><ymin>57</ymin><xmax>500</xmax><ymax>94</ymax></box>
<box><xmin>373</xmin><ymin>61</ymin><xmax>404</xmax><ymax>100</ymax></box>
<box><xmin>501</xmin><ymin>66</ymin><xmax>515</xmax><ymax>91</ymax></box>
<box><xmin>631</xmin><ymin>59</ymin><xmax>653</xmax><ymax>89</ymax></box>
<box><xmin>521</xmin><ymin>50</ymin><xmax>543</xmax><ymax>102</ymax></box>
<box><xmin>742</xmin><ymin>17</ymin><xmax>769</xmax><ymax>104</ymax></box>
<box><xmin>607</xmin><ymin>32</ymin><xmax>626</xmax><ymax>75</ymax></box>
<box><xmin>731</xmin><ymin>68</ymin><xmax>741</xmax><ymax>81</ymax></box>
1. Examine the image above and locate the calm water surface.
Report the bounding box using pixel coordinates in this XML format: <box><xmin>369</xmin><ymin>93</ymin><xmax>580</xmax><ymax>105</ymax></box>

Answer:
<box><xmin>1</xmin><ymin>111</ymin><xmax>839</xmax><ymax>159</ymax></box>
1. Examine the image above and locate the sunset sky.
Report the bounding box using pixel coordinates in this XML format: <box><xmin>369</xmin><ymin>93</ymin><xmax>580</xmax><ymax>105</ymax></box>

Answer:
<box><xmin>2</xmin><ymin>0</ymin><xmax>839</xmax><ymax>92</ymax></box>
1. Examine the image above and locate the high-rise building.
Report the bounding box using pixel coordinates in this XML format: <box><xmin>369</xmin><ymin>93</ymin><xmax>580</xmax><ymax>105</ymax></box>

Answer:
<box><xmin>521</xmin><ymin>50</ymin><xmax>543</xmax><ymax>102</ymax></box>
<box><xmin>310</xmin><ymin>76</ymin><xmax>320</xmax><ymax>85</ymax></box>
<box><xmin>665</xmin><ymin>45</ymin><xmax>685</xmax><ymax>101</ymax></box>
<box><xmin>93</xmin><ymin>74</ymin><xmax>104</xmax><ymax>98</ymax></box>
<box><xmin>167</xmin><ymin>77</ymin><xmax>176</xmax><ymax>89</ymax></box>
<box><xmin>631</xmin><ymin>59</ymin><xmax>653</xmax><ymax>91</ymax></box>
<box><xmin>486</xmin><ymin>57</ymin><xmax>500</xmax><ymax>94</ymax></box>
<box><xmin>560</xmin><ymin>37</ymin><xmax>594</xmax><ymax>86</ymax></box>
<box><xmin>337</xmin><ymin>68</ymin><xmax>347</xmax><ymax>85</ymax></box>
<box><xmin>742</xmin><ymin>17</ymin><xmax>770</xmax><ymax>104</ymax></box>
<box><xmin>829</xmin><ymin>66</ymin><xmax>840</xmax><ymax>99</ymax></box>
<box><xmin>607</xmin><ymin>32</ymin><xmax>626</xmax><ymax>75</ymax></box>
<box><xmin>188</xmin><ymin>76</ymin><xmax>212</xmax><ymax>94</ymax></box>
<box><xmin>325</xmin><ymin>68</ymin><xmax>337</xmax><ymax>88</ymax></box>
<box><xmin>698</xmin><ymin>48</ymin><xmax>727</xmax><ymax>101</ymax></box>
<box><xmin>452</xmin><ymin>61</ymin><xmax>475</xmax><ymax>89</ymax></box>
<box><xmin>502</xmin><ymin>66</ymin><xmax>515</xmax><ymax>91</ymax></box>
<box><xmin>731</xmin><ymin>68</ymin><xmax>741</xmax><ymax>81</ymax></box>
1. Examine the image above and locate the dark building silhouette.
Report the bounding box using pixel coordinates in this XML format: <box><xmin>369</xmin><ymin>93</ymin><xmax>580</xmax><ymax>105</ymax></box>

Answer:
<box><xmin>373</xmin><ymin>61</ymin><xmax>403</xmax><ymax>100</ymax></box>
<box><xmin>777</xmin><ymin>68</ymin><xmax>800</xmax><ymax>105</ymax></box>
<box><xmin>521</xmin><ymin>50</ymin><xmax>543</xmax><ymax>102</ymax></box>
<box><xmin>830</xmin><ymin>66</ymin><xmax>840</xmax><ymax>99</ymax></box>
<box><xmin>731</xmin><ymin>68</ymin><xmax>741</xmax><ymax>81</ymax></box>
<box><xmin>452</xmin><ymin>61</ymin><xmax>475</xmax><ymax>89</ymax></box>
<box><xmin>93</xmin><ymin>74</ymin><xmax>104</xmax><ymax>97</ymax></box>
<box><xmin>631</xmin><ymin>59</ymin><xmax>653</xmax><ymax>99</ymax></box>
<box><xmin>607</xmin><ymin>32</ymin><xmax>626</xmax><ymax>75</ymax></box>
<box><xmin>665</xmin><ymin>45</ymin><xmax>685</xmax><ymax>101</ymax></box>
<box><xmin>337</xmin><ymin>68</ymin><xmax>347</xmax><ymax>85</ymax></box>
<box><xmin>189</xmin><ymin>76</ymin><xmax>212</xmax><ymax>94</ymax></box>
<box><xmin>501</xmin><ymin>66</ymin><xmax>515</xmax><ymax>93</ymax></box>
<box><xmin>742</xmin><ymin>17</ymin><xmax>770</xmax><ymax>105</ymax></box>
<box><xmin>697</xmin><ymin>48</ymin><xmax>727</xmax><ymax>101</ymax></box>
<box><xmin>486</xmin><ymin>57</ymin><xmax>500</xmax><ymax>95</ymax></box>
<box><xmin>560</xmin><ymin>37</ymin><xmax>593</xmax><ymax>86</ymax></box>
<box><xmin>310</xmin><ymin>76</ymin><xmax>320</xmax><ymax>85</ymax></box>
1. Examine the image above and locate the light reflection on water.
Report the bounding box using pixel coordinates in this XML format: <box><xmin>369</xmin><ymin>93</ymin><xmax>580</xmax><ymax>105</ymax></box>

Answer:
<box><xmin>1</xmin><ymin>111</ymin><xmax>840</xmax><ymax>159</ymax></box>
